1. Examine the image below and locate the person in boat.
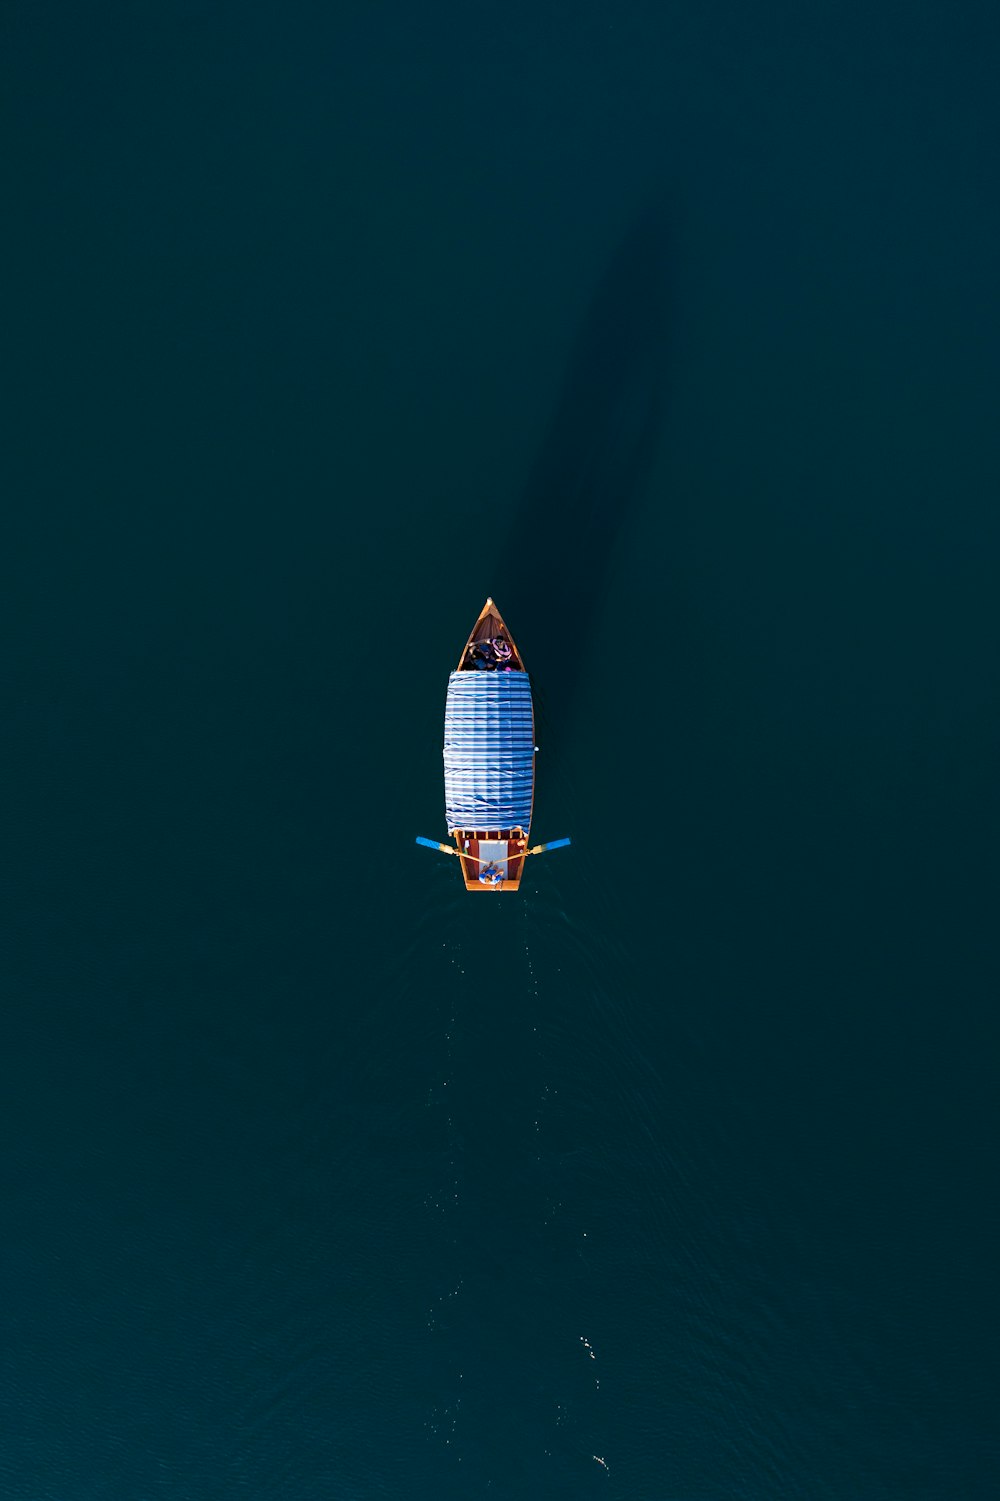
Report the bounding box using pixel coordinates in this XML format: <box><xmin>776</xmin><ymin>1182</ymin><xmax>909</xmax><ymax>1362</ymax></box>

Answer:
<box><xmin>491</xmin><ymin>637</ymin><xmax>512</xmax><ymax>664</ymax></box>
<box><xmin>479</xmin><ymin>861</ymin><xmax>503</xmax><ymax>886</ymax></box>
<box><xmin>468</xmin><ymin>641</ymin><xmax>496</xmax><ymax>669</ymax></box>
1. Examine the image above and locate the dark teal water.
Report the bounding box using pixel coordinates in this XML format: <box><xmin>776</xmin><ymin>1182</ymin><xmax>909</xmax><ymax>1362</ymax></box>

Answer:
<box><xmin>3</xmin><ymin>2</ymin><xmax>999</xmax><ymax>1495</ymax></box>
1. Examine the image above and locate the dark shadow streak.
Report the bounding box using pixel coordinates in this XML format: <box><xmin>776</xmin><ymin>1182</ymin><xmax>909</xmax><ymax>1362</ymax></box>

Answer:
<box><xmin>494</xmin><ymin>202</ymin><xmax>670</xmax><ymax>755</ymax></box>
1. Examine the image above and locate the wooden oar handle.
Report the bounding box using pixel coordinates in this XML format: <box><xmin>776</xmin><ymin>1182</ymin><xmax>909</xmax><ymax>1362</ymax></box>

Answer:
<box><xmin>457</xmin><ymin>846</ymin><xmax>526</xmax><ymax>867</ymax></box>
<box><xmin>418</xmin><ymin>836</ymin><xmax>570</xmax><ymax>863</ymax></box>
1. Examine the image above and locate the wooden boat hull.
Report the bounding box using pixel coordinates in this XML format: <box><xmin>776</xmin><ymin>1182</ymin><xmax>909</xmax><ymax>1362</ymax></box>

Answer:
<box><xmin>445</xmin><ymin>599</ymin><xmax>534</xmax><ymax>892</ymax></box>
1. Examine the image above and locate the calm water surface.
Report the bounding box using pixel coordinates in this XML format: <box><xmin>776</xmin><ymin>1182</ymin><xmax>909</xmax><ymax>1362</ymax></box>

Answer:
<box><xmin>3</xmin><ymin>2</ymin><xmax>999</xmax><ymax>1496</ymax></box>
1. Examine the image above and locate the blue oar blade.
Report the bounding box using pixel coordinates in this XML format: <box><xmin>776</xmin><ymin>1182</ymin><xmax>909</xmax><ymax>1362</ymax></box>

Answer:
<box><xmin>538</xmin><ymin>837</ymin><xmax>571</xmax><ymax>853</ymax></box>
<box><xmin>416</xmin><ymin>836</ymin><xmax>453</xmax><ymax>854</ymax></box>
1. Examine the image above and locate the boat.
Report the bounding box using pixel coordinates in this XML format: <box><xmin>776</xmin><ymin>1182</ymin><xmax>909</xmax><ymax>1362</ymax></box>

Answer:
<box><xmin>416</xmin><ymin>598</ymin><xmax>570</xmax><ymax>891</ymax></box>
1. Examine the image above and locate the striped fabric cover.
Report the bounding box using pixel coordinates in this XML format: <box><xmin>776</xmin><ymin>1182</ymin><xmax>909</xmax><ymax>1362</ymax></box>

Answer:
<box><xmin>444</xmin><ymin>670</ymin><xmax>534</xmax><ymax>833</ymax></box>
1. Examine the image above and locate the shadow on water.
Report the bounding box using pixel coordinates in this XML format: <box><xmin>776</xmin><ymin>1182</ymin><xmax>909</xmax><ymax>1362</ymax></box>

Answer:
<box><xmin>494</xmin><ymin>201</ymin><xmax>670</xmax><ymax>755</ymax></box>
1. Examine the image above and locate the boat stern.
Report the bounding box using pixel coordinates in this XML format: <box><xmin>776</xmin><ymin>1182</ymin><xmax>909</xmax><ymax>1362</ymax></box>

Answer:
<box><xmin>453</xmin><ymin>830</ymin><xmax>528</xmax><ymax>891</ymax></box>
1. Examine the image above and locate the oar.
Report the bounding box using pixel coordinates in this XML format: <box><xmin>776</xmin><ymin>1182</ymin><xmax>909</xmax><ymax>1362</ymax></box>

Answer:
<box><xmin>414</xmin><ymin>838</ymin><xmax>511</xmax><ymax>867</ymax></box>
<box><xmin>525</xmin><ymin>837</ymin><xmax>571</xmax><ymax>856</ymax></box>
<box><xmin>415</xmin><ymin>837</ymin><xmax>459</xmax><ymax>856</ymax></box>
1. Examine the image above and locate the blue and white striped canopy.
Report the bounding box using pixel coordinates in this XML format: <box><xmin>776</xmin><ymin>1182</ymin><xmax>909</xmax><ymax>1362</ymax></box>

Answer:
<box><xmin>444</xmin><ymin>671</ymin><xmax>534</xmax><ymax>833</ymax></box>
